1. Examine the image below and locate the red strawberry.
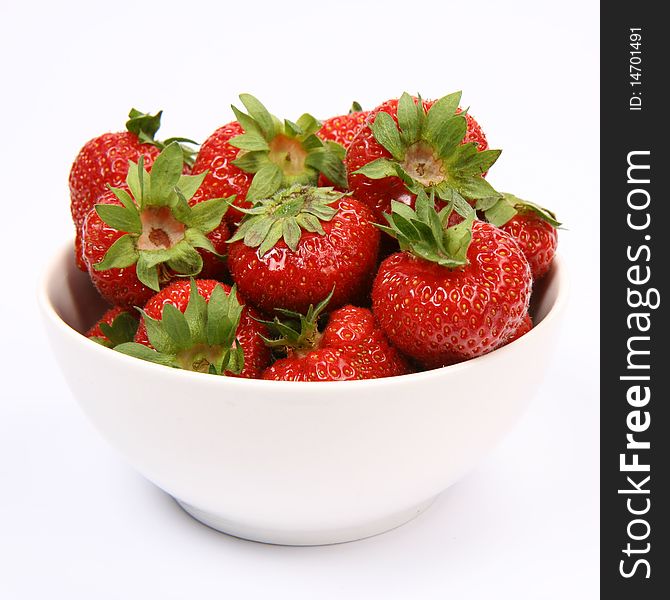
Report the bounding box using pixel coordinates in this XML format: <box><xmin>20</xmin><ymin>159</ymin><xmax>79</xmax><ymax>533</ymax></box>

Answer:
<box><xmin>346</xmin><ymin>92</ymin><xmax>497</xmax><ymax>221</ymax></box>
<box><xmin>477</xmin><ymin>193</ymin><xmax>560</xmax><ymax>280</ymax></box>
<box><xmin>122</xmin><ymin>279</ymin><xmax>270</xmax><ymax>378</ymax></box>
<box><xmin>69</xmin><ymin>109</ymin><xmax>195</xmax><ymax>270</ymax></box>
<box><xmin>261</xmin><ymin>297</ymin><xmax>409</xmax><ymax>381</ymax></box>
<box><xmin>189</xmin><ymin>121</ymin><xmax>246</xmax><ymax>223</ymax></box>
<box><xmin>81</xmin><ymin>143</ymin><xmax>230</xmax><ymax>308</ymax></box>
<box><xmin>227</xmin><ymin>185</ymin><xmax>380</xmax><ymax>314</ymax></box>
<box><xmin>499</xmin><ymin>312</ymin><xmax>533</xmax><ymax>347</ymax></box>
<box><xmin>318</xmin><ymin>102</ymin><xmax>369</xmax><ymax>149</ymax></box>
<box><xmin>501</xmin><ymin>215</ymin><xmax>558</xmax><ymax>280</ymax></box>
<box><xmin>372</xmin><ymin>192</ymin><xmax>532</xmax><ymax>368</ymax></box>
<box><xmin>86</xmin><ymin>307</ymin><xmax>139</xmax><ymax>347</ymax></box>
<box><xmin>191</xmin><ymin>94</ymin><xmax>347</xmax><ymax>227</ymax></box>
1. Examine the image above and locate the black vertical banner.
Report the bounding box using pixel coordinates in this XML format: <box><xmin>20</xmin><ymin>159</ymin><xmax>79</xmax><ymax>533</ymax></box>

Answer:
<box><xmin>601</xmin><ymin>3</ymin><xmax>668</xmax><ymax>597</ymax></box>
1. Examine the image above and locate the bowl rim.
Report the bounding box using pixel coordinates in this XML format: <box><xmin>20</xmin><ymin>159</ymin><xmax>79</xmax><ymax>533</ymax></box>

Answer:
<box><xmin>38</xmin><ymin>241</ymin><xmax>569</xmax><ymax>391</ymax></box>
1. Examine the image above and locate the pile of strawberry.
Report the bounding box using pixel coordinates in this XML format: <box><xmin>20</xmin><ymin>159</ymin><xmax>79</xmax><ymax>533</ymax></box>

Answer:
<box><xmin>71</xmin><ymin>92</ymin><xmax>560</xmax><ymax>382</ymax></box>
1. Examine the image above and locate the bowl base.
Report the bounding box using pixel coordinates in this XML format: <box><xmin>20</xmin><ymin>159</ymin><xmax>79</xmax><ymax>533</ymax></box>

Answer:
<box><xmin>174</xmin><ymin>496</ymin><xmax>438</xmax><ymax>546</ymax></box>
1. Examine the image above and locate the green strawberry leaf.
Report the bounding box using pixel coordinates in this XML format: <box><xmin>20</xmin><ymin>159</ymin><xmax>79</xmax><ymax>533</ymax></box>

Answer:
<box><xmin>396</xmin><ymin>92</ymin><xmax>423</xmax><ymax>145</ymax></box>
<box><xmin>231</xmin><ymin>104</ymin><xmax>263</xmax><ymax>137</ymax></box>
<box><xmin>161</xmin><ymin>303</ymin><xmax>191</xmax><ymax>350</ymax></box>
<box><xmin>139</xmin><ymin>309</ymin><xmax>178</xmax><ymax>355</ymax></box>
<box><xmin>165</xmin><ymin>242</ymin><xmax>203</xmax><ymax>276</ymax></box>
<box><xmin>353</xmin><ymin>158</ymin><xmax>398</xmax><ymax>179</ymax></box>
<box><xmin>380</xmin><ymin>189</ymin><xmax>474</xmax><ymax>268</ymax></box>
<box><xmin>369</xmin><ymin>111</ymin><xmax>404</xmax><ymax>160</ymax></box>
<box><xmin>114</xmin><ymin>342</ymin><xmax>176</xmax><ymax>367</ymax></box>
<box><xmin>228</xmin><ymin>185</ymin><xmax>343</xmax><ymax>257</ymax></box>
<box><xmin>126</xmin><ymin>159</ymin><xmax>150</xmax><ymax>204</ymax></box>
<box><xmin>246</xmin><ymin>163</ymin><xmax>283</xmax><ymax>201</ymax></box>
<box><xmin>355</xmin><ymin>91</ymin><xmax>503</xmax><ymax>208</ymax></box>
<box><xmin>429</xmin><ymin>114</ymin><xmax>467</xmax><ymax>159</ymax></box>
<box><xmin>98</xmin><ymin>311</ymin><xmax>139</xmax><ymax>346</ymax></box>
<box><xmin>206</xmin><ymin>284</ymin><xmax>244</xmax><ymax>348</ymax></box>
<box><xmin>482</xmin><ymin>198</ymin><xmax>519</xmax><ymax>227</ymax></box>
<box><xmin>451</xmin><ymin>147</ymin><xmax>502</xmax><ymax>177</ymax></box>
<box><xmin>176</xmin><ymin>172</ymin><xmax>207</xmax><ymax>202</ymax></box>
<box><xmin>183</xmin><ymin>279</ymin><xmax>207</xmax><ymax>344</ymax></box>
<box><xmin>261</xmin><ymin>288</ymin><xmax>334</xmax><ymax>353</ymax></box>
<box><xmin>135</xmin><ymin>254</ymin><xmax>161</xmax><ymax>291</ymax></box>
<box><xmin>184</xmin><ymin>228</ymin><xmax>218</xmax><ymax>255</ymax></box>
<box><xmin>238</xmin><ymin>93</ymin><xmax>276</xmax><ymax>140</ymax></box>
<box><xmin>95</xmin><ymin>204</ymin><xmax>142</xmax><ymax>235</ymax></box>
<box><xmin>503</xmin><ymin>193</ymin><xmax>562</xmax><ymax>227</ymax></box>
<box><xmin>230</xmin><ymin>95</ymin><xmax>346</xmax><ymax>197</ymax></box>
<box><xmin>232</xmin><ymin>150</ymin><xmax>270</xmax><ymax>173</ymax></box>
<box><xmin>94</xmin><ymin>234</ymin><xmax>139</xmax><ymax>270</ymax></box>
<box><xmin>454</xmin><ymin>175</ymin><xmax>501</xmax><ymax>201</ymax></box>
<box><xmin>423</xmin><ymin>91</ymin><xmax>462</xmax><ymax>142</ymax></box>
<box><xmin>186</xmin><ymin>196</ymin><xmax>230</xmax><ymax>232</ymax></box>
<box><xmin>258</xmin><ymin>220</ymin><xmax>284</xmax><ymax>256</ymax></box>
<box><xmin>296</xmin><ymin>113</ymin><xmax>321</xmax><ymax>136</ymax></box>
<box><xmin>126</xmin><ymin>109</ymin><xmax>162</xmax><ymax>143</ymax></box>
<box><xmin>107</xmin><ymin>186</ymin><xmax>138</xmax><ymax>212</ymax></box>
<box><xmin>229</xmin><ymin>132</ymin><xmax>271</xmax><ymax>152</ymax></box>
<box><xmin>148</xmin><ymin>142</ymin><xmax>183</xmax><ymax>204</ymax></box>
<box><xmin>304</xmin><ymin>149</ymin><xmax>347</xmax><ymax>188</ymax></box>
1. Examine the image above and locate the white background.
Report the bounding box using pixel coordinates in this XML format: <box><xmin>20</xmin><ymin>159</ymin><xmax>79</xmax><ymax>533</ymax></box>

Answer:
<box><xmin>0</xmin><ymin>1</ymin><xmax>599</xmax><ymax>598</ymax></box>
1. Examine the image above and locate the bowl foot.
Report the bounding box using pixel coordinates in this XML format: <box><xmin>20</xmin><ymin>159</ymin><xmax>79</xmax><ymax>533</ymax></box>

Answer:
<box><xmin>174</xmin><ymin>496</ymin><xmax>438</xmax><ymax>546</ymax></box>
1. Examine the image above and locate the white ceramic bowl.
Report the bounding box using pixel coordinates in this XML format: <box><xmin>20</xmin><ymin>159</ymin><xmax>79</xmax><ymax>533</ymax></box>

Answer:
<box><xmin>39</xmin><ymin>242</ymin><xmax>567</xmax><ymax>545</ymax></box>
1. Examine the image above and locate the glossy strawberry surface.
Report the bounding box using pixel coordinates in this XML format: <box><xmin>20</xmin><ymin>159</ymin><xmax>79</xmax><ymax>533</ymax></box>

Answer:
<box><xmin>227</xmin><ymin>196</ymin><xmax>380</xmax><ymax>314</ymax></box>
<box><xmin>499</xmin><ymin>312</ymin><xmax>533</xmax><ymax>347</ymax></box>
<box><xmin>372</xmin><ymin>221</ymin><xmax>532</xmax><ymax>367</ymax></box>
<box><xmin>500</xmin><ymin>214</ymin><xmax>557</xmax><ymax>280</ymax></box>
<box><xmin>134</xmin><ymin>280</ymin><xmax>271</xmax><ymax>379</ymax></box>
<box><xmin>190</xmin><ymin>122</ymin><xmax>252</xmax><ymax>226</ymax></box>
<box><xmin>263</xmin><ymin>305</ymin><xmax>409</xmax><ymax>381</ymax></box>
<box><xmin>346</xmin><ymin>98</ymin><xmax>488</xmax><ymax>221</ymax></box>
<box><xmin>318</xmin><ymin>110</ymin><xmax>370</xmax><ymax>149</ymax></box>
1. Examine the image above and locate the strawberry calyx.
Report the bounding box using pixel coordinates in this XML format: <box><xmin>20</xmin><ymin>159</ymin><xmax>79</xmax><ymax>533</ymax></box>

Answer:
<box><xmin>89</xmin><ymin>311</ymin><xmax>139</xmax><ymax>348</ymax></box>
<box><xmin>93</xmin><ymin>142</ymin><xmax>231</xmax><ymax>291</ymax></box>
<box><xmin>354</xmin><ymin>91</ymin><xmax>502</xmax><ymax>215</ymax></box>
<box><xmin>259</xmin><ymin>290</ymin><xmax>333</xmax><ymax>357</ymax></box>
<box><xmin>477</xmin><ymin>192</ymin><xmax>562</xmax><ymax>228</ymax></box>
<box><xmin>378</xmin><ymin>189</ymin><xmax>476</xmax><ymax>268</ymax></box>
<box><xmin>349</xmin><ymin>101</ymin><xmax>363</xmax><ymax>113</ymax></box>
<box><xmin>228</xmin><ymin>94</ymin><xmax>347</xmax><ymax>200</ymax></box>
<box><xmin>114</xmin><ymin>280</ymin><xmax>245</xmax><ymax>375</ymax></box>
<box><xmin>227</xmin><ymin>185</ymin><xmax>344</xmax><ymax>256</ymax></box>
<box><xmin>125</xmin><ymin>108</ymin><xmax>199</xmax><ymax>167</ymax></box>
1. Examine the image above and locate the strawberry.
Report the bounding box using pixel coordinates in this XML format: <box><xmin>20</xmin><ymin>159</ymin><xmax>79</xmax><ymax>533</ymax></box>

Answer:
<box><xmin>318</xmin><ymin>102</ymin><xmax>369</xmax><ymax>149</ymax></box>
<box><xmin>69</xmin><ymin>109</ymin><xmax>195</xmax><ymax>270</ymax></box>
<box><xmin>372</xmin><ymin>191</ymin><xmax>532</xmax><ymax>368</ymax></box>
<box><xmin>81</xmin><ymin>143</ymin><xmax>230</xmax><ymax>308</ymax></box>
<box><xmin>86</xmin><ymin>307</ymin><xmax>139</xmax><ymax>348</ymax></box>
<box><xmin>119</xmin><ymin>279</ymin><xmax>270</xmax><ymax>378</ymax></box>
<box><xmin>191</xmin><ymin>94</ymin><xmax>347</xmax><ymax>227</ymax></box>
<box><xmin>227</xmin><ymin>185</ymin><xmax>380</xmax><ymax>314</ymax></box>
<box><xmin>261</xmin><ymin>295</ymin><xmax>409</xmax><ymax>381</ymax></box>
<box><xmin>476</xmin><ymin>192</ymin><xmax>560</xmax><ymax>280</ymax></box>
<box><xmin>500</xmin><ymin>312</ymin><xmax>533</xmax><ymax>346</ymax></box>
<box><xmin>345</xmin><ymin>92</ymin><xmax>497</xmax><ymax>221</ymax></box>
